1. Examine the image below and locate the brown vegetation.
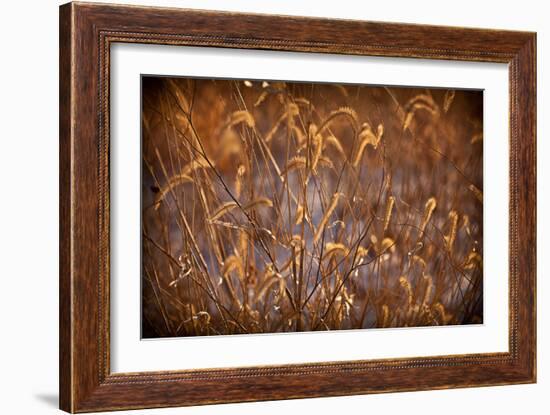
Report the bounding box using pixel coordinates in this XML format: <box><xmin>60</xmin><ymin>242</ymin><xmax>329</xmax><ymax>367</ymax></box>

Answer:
<box><xmin>141</xmin><ymin>76</ymin><xmax>483</xmax><ymax>337</ymax></box>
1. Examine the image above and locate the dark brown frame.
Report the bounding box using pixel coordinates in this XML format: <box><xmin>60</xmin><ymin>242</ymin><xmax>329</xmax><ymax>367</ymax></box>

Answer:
<box><xmin>59</xmin><ymin>2</ymin><xmax>536</xmax><ymax>412</ymax></box>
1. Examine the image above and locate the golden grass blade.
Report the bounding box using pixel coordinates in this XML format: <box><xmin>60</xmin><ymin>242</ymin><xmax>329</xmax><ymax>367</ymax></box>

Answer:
<box><xmin>154</xmin><ymin>158</ymin><xmax>213</xmax><ymax>208</ymax></box>
<box><xmin>223</xmin><ymin>110</ymin><xmax>255</xmax><ymax>130</ymax></box>
<box><xmin>154</xmin><ymin>173</ymin><xmax>194</xmax><ymax>209</ymax></box>
<box><xmin>264</xmin><ymin>103</ymin><xmax>300</xmax><ymax>143</ymax></box>
<box><xmin>443</xmin><ymin>89</ymin><xmax>456</xmax><ymax>113</ymax></box>
<box><xmin>280</xmin><ymin>156</ymin><xmax>307</xmax><ymax>176</ymax></box>
<box><xmin>444</xmin><ymin>210</ymin><xmax>459</xmax><ymax>250</ymax></box>
<box><xmin>383</xmin><ymin>195</ymin><xmax>395</xmax><ymax>233</ymax></box>
<box><xmin>313</xmin><ymin>192</ymin><xmax>342</xmax><ymax>244</ymax></box>
<box><xmin>464</xmin><ymin>251</ymin><xmax>483</xmax><ymax>270</ymax></box>
<box><xmin>353</xmin><ymin>123</ymin><xmax>384</xmax><ymax>166</ymax></box>
<box><xmin>402</xmin><ymin>94</ymin><xmax>440</xmax><ymax>131</ymax></box>
<box><xmin>419</xmin><ymin>197</ymin><xmax>437</xmax><ymax>234</ymax></box>
<box><xmin>468</xmin><ymin>184</ymin><xmax>483</xmax><ymax>203</ymax></box>
<box><xmin>379</xmin><ymin>237</ymin><xmax>396</xmax><ymax>253</ymax></box>
<box><xmin>411</xmin><ymin>254</ymin><xmax>427</xmax><ymax>270</ymax></box>
<box><xmin>210</xmin><ymin>197</ymin><xmax>273</xmax><ymax>221</ymax></box>
<box><xmin>399</xmin><ymin>276</ymin><xmax>414</xmax><ymax>308</ymax></box>
<box><xmin>324</xmin><ymin>134</ymin><xmax>346</xmax><ymax>158</ymax></box>
<box><xmin>322</xmin><ymin>242</ymin><xmax>349</xmax><ymax>260</ymax></box>
<box><xmin>295</xmin><ymin>204</ymin><xmax>305</xmax><ymax>225</ymax></box>
<box><xmin>381</xmin><ymin>304</ymin><xmax>390</xmax><ymax>328</ymax></box>
<box><xmin>253</xmin><ymin>275</ymin><xmax>280</xmax><ymax>304</ymax></box>
<box><xmin>221</xmin><ymin>255</ymin><xmax>245</xmax><ymax>280</ymax></box>
<box><xmin>433</xmin><ymin>302</ymin><xmax>451</xmax><ymax>324</ymax></box>
<box><xmin>242</xmin><ymin>197</ymin><xmax>274</xmax><ymax>211</ymax></box>
<box><xmin>317</xmin><ymin>107</ymin><xmax>359</xmax><ymax>136</ymax></box>
<box><xmin>210</xmin><ymin>201</ymin><xmax>239</xmax><ymax>221</ymax></box>
<box><xmin>422</xmin><ymin>274</ymin><xmax>434</xmax><ymax>305</ymax></box>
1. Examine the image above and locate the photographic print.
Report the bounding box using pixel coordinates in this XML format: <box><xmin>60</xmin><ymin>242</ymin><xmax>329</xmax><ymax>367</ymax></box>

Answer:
<box><xmin>60</xmin><ymin>5</ymin><xmax>537</xmax><ymax>409</ymax></box>
<box><xmin>141</xmin><ymin>76</ymin><xmax>483</xmax><ymax>338</ymax></box>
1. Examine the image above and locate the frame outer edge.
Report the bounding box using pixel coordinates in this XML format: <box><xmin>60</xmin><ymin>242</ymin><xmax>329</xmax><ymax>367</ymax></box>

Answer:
<box><xmin>59</xmin><ymin>2</ymin><xmax>537</xmax><ymax>412</ymax></box>
<box><xmin>532</xmin><ymin>33</ymin><xmax>537</xmax><ymax>383</ymax></box>
<box><xmin>520</xmin><ymin>33</ymin><xmax>537</xmax><ymax>382</ymax></box>
<box><xmin>59</xmin><ymin>2</ymin><xmax>75</xmax><ymax>413</ymax></box>
<box><xmin>508</xmin><ymin>33</ymin><xmax>537</xmax><ymax>383</ymax></box>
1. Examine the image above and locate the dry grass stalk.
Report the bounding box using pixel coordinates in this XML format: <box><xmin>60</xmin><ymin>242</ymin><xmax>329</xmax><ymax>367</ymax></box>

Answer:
<box><xmin>402</xmin><ymin>94</ymin><xmax>440</xmax><ymax>130</ymax></box>
<box><xmin>224</xmin><ymin>110</ymin><xmax>255</xmax><ymax>130</ymax></box>
<box><xmin>323</xmin><ymin>242</ymin><xmax>349</xmax><ymax>259</ymax></box>
<box><xmin>383</xmin><ymin>195</ymin><xmax>395</xmax><ymax>233</ymax></box>
<box><xmin>313</xmin><ymin>192</ymin><xmax>343</xmax><ymax>244</ymax></box>
<box><xmin>141</xmin><ymin>78</ymin><xmax>483</xmax><ymax>337</ymax></box>
<box><xmin>419</xmin><ymin>197</ymin><xmax>437</xmax><ymax>234</ymax></box>
<box><xmin>210</xmin><ymin>197</ymin><xmax>273</xmax><ymax>221</ymax></box>
<box><xmin>443</xmin><ymin>90</ymin><xmax>456</xmax><ymax>113</ymax></box>
<box><xmin>468</xmin><ymin>184</ymin><xmax>483</xmax><ymax>203</ymax></box>
<box><xmin>353</xmin><ymin>123</ymin><xmax>384</xmax><ymax>166</ymax></box>
<box><xmin>399</xmin><ymin>276</ymin><xmax>414</xmax><ymax>308</ymax></box>
<box><xmin>445</xmin><ymin>210</ymin><xmax>459</xmax><ymax>250</ymax></box>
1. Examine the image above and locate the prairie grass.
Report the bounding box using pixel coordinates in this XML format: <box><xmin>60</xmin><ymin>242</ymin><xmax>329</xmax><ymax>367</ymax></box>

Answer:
<box><xmin>141</xmin><ymin>77</ymin><xmax>483</xmax><ymax>337</ymax></box>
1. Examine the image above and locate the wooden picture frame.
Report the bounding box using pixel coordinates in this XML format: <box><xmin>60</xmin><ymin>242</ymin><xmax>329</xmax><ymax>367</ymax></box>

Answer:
<box><xmin>59</xmin><ymin>2</ymin><xmax>536</xmax><ymax>412</ymax></box>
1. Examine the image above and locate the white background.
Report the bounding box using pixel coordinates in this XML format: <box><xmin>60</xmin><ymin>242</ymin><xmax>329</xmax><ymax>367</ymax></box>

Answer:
<box><xmin>0</xmin><ymin>0</ymin><xmax>547</xmax><ymax>414</ymax></box>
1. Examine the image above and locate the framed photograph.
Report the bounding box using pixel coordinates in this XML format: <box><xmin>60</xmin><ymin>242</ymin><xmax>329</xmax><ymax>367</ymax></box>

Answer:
<box><xmin>59</xmin><ymin>2</ymin><xmax>536</xmax><ymax>412</ymax></box>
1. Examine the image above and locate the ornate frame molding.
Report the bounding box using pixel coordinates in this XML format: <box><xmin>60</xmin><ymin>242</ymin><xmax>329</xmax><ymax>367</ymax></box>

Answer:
<box><xmin>60</xmin><ymin>2</ymin><xmax>536</xmax><ymax>412</ymax></box>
